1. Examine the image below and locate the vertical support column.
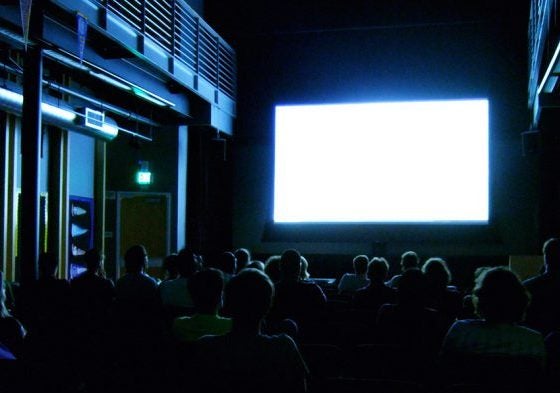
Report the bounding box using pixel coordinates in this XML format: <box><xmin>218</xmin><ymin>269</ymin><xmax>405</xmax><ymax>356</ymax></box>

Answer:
<box><xmin>47</xmin><ymin>127</ymin><xmax>63</xmax><ymax>268</ymax></box>
<box><xmin>59</xmin><ymin>131</ymin><xmax>69</xmax><ymax>279</ymax></box>
<box><xmin>0</xmin><ymin>112</ymin><xmax>7</xmax><ymax>274</ymax></box>
<box><xmin>5</xmin><ymin>116</ymin><xmax>19</xmax><ymax>281</ymax></box>
<box><xmin>94</xmin><ymin>140</ymin><xmax>106</xmax><ymax>255</ymax></box>
<box><xmin>20</xmin><ymin>45</ymin><xmax>43</xmax><ymax>285</ymax></box>
<box><xmin>177</xmin><ymin>125</ymin><xmax>187</xmax><ymax>250</ymax></box>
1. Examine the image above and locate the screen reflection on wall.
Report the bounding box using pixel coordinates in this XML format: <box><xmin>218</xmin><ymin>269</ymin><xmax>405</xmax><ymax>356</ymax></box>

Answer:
<box><xmin>274</xmin><ymin>99</ymin><xmax>489</xmax><ymax>223</ymax></box>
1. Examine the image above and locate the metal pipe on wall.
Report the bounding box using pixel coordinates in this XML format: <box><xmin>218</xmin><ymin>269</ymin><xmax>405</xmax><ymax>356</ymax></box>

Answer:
<box><xmin>1</xmin><ymin>61</ymin><xmax>160</xmax><ymax>128</ymax></box>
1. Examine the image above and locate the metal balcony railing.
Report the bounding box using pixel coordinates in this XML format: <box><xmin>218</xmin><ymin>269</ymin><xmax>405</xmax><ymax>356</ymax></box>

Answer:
<box><xmin>104</xmin><ymin>0</ymin><xmax>237</xmax><ymax>100</ymax></box>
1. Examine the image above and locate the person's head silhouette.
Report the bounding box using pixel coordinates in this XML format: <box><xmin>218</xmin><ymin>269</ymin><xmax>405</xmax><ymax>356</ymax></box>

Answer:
<box><xmin>543</xmin><ymin>238</ymin><xmax>560</xmax><ymax>274</ymax></box>
<box><xmin>280</xmin><ymin>249</ymin><xmax>301</xmax><ymax>282</ymax></box>
<box><xmin>474</xmin><ymin>267</ymin><xmax>529</xmax><ymax>323</ymax></box>
<box><xmin>188</xmin><ymin>268</ymin><xmax>225</xmax><ymax>315</ymax></box>
<box><xmin>368</xmin><ymin>257</ymin><xmax>389</xmax><ymax>284</ymax></box>
<box><xmin>124</xmin><ymin>245</ymin><xmax>148</xmax><ymax>274</ymax></box>
<box><xmin>84</xmin><ymin>249</ymin><xmax>103</xmax><ymax>274</ymax></box>
<box><xmin>224</xmin><ymin>268</ymin><xmax>274</xmax><ymax>331</ymax></box>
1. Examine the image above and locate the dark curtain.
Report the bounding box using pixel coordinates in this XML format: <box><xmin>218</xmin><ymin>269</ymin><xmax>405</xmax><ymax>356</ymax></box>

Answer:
<box><xmin>187</xmin><ymin>126</ymin><xmax>233</xmax><ymax>257</ymax></box>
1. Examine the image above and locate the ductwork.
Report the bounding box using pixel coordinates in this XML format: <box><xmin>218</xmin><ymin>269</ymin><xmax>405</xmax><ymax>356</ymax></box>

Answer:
<box><xmin>0</xmin><ymin>85</ymin><xmax>118</xmax><ymax>140</ymax></box>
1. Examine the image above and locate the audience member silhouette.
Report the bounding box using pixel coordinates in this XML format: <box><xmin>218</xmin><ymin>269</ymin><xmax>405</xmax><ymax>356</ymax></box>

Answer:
<box><xmin>246</xmin><ymin>260</ymin><xmax>265</xmax><ymax>271</ymax></box>
<box><xmin>159</xmin><ymin>248</ymin><xmax>200</xmax><ymax>309</ymax></box>
<box><xmin>545</xmin><ymin>330</ymin><xmax>560</xmax><ymax>374</ymax></box>
<box><xmin>234</xmin><ymin>248</ymin><xmax>251</xmax><ymax>271</ymax></box>
<box><xmin>18</xmin><ymin>252</ymin><xmax>71</xmax><ymax>361</ymax></box>
<box><xmin>353</xmin><ymin>257</ymin><xmax>396</xmax><ymax>314</ymax></box>
<box><xmin>270</xmin><ymin>249</ymin><xmax>326</xmax><ymax>339</ymax></box>
<box><xmin>0</xmin><ymin>341</ymin><xmax>15</xmax><ymax>359</ymax></box>
<box><xmin>70</xmin><ymin>248</ymin><xmax>115</xmax><ymax>318</ymax></box>
<box><xmin>338</xmin><ymin>254</ymin><xmax>370</xmax><ymax>294</ymax></box>
<box><xmin>112</xmin><ymin>245</ymin><xmax>163</xmax><ymax>388</ymax></box>
<box><xmin>387</xmin><ymin>251</ymin><xmax>420</xmax><ymax>288</ymax></box>
<box><xmin>115</xmin><ymin>245</ymin><xmax>159</xmax><ymax>308</ymax></box>
<box><xmin>195</xmin><ymin>269</ymin><xmax>308</xmax><ymax>393</ymax></box>
<box><xmin>524</xmin><ymin>238</ymin><xmax>560</xmax><ymax>335</ymax></box>
<box><xmin>441</xmin><ymin>267</ymin><xmax>545</xmax><ymax>362</ymax></box>
<box><xmin>300</xmin><ymin>256</ymin><xmax>311</xmax><ymax>281</ymax></box>
<box><xmin>2</xmin><ymin>278</ymin><xmax>17</xmax><ymax>315</ymax></box>
<box><xmin>377</xmin><ymin>268</ymin><xmax>448</xmax><ymax>352</ymax></box>
<box><xmin>162</xmin><ymin>253</ymin><xmax>179</xmax><ymax>281</ymax></box>
<box><xmin>264</xmin><ymin>255</ymin><xmax>281</xmax><ymax>283</ymax></box>
<box><xmin>67</xmin><ymin>249</ymin><xmax>116</xmax><ymax>389</ymax></box>
<box><xmin>459</xmin><ymin>266</ymin><xmax>492</xmax><ymax>320</ymax></box>
<box><xmin>0</xmin><ymin>271</ymin><xmax>25</xmax><ymax>357</ymax></box>
<box><xmin>422</xmin><ymin>257</ymin><xmax>462</xmax><ymax>321</ymax></box>
<box><xmin>216</xmin><ymin>251</ymin><xmax>237</xmax><ymax>283</ymax></box>
<box><xmin>30</xmin><ymin>252</ymin><xmax>71</xmax><ymax>324</ymax></box>
<box><xmin>173</xmin><ymin>268</ymin><xmax>231</xmax><ymax>342</ymax></box>
<box><xmin>195</xmin><ymin>253</ymin><xmax>205</xmax><ymax>270</ymax></box>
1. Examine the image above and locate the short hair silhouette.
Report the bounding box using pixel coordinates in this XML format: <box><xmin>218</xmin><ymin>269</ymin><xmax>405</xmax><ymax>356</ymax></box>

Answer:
<box><xmin>401</xmin><ymin>251</ymin><xmax>419</xmax><ymax>270</ymax></box>
<box><xmin>188</xmin><ymin>268</ymin><xmax>224</xmax><ymax>314</ymax></box>
<box><xmin>234</xmin><ymin>248</ymin><xmax>251</xmax><ymax>270</ymax></box>
<box><xmin>218</xmin><ymin>251</ymin><xmax>237</xmax><ymax>275</ymax></box>
<box><xmin>264</xmin><ymin>255</ymin><xmax>281</xmax><ymax>282</ymax></box>
<box><xmin>280</xmin><ymin>249</ymin><xmax>301</xmax><ymax>281</ymax></box>
<box><xmin>353</xmin><ymin>255</ymin><xmax>369</xmax><ymax>275</ymax></box>
<box><xmin>473</xmin><ymin>267</ymin><xmax>530</xmax><ymax>323</ymax></box>
<box><xmin>162</xmin><ymin>253</ymin><xmax>179</xmax><ymax>279</ymax></box>
<box><xmin>124</xmin><ymin>245</ymin><xmax>148</xmax><ymax>273</ymax></box>
<box><xmin>543</xmin><ymin>238</ymin><xmax>560</xmax><ymax>273</ymax></box>
<box><xmin>176</xmin><ymin>248</ymin><xmax>199</xmax><ymax>277</ymax></box>
<box><xmin>84</xmin><ymin>249</ymin><xmax>103</xmax><ymax>272</ymax></box>
<box><xmin>422</xmin><ymin>257</ymin><xmax>451</xmax><ymax>288</ymax></box>
<box><xmin>246</xmin><ymin>260</ymin><xmax>265</xmax><ymax>271</ymax></box>
<box><xmin>368</xmin><ymin>257</ymin><xmax>389</xmax><ymax>282</ymax></box>
<box><xmin>225</xmin><ymin>268</ymin><xmax>274</xmax><ymax>323</ymax></box>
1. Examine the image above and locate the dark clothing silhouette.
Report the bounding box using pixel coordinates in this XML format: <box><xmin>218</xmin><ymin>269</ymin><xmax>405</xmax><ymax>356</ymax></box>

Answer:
<box><xmin>71</xmin><ymin>272</ymin><xmax>115</xmax><ymax>313</ymax></box>
<box><xmin>424</xmin><ymin>286</ymin><xmax>463</xmax><ymax>321</ymax></box>
<box><xmin>353</xmin><ymin>282</ymin><xmax>397</xmax><ymax>313</ymax></box>
<box><xmin>271</xmin><ymin>280</ymin><xmax>326</xmax><ymax>337</ymax></box>
<box><xmin>523</xmin><ymin>273</ymin><xmax>560</xmax><ymax>335</ymax></box>
<box><xmin>195</xmin><ymin>332</ymin><xmax>307</xmax><ymax>393</ymax></box>
<box><xmin>377</xmin><ymin>304</ymin><xmax>449</xmax><ymax>352</ymax></box>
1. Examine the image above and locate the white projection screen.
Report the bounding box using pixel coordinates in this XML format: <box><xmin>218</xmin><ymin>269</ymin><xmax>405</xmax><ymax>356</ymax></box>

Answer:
<box><xmin>274</xmin><ymin>99</ymin><xmax>489</xmax><ymax>223</ymax></box>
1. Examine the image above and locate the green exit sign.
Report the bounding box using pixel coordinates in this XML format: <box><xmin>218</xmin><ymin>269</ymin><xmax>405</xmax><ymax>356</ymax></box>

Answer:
<box><xmin>136</xmin><ymin>161</ymin><xmax>152</xmax><ymax>185</ymax></box>
<box><xmin>136</xmin><ymin>171</ymin><xmax>152</xmax><ymax>185</ymax></box>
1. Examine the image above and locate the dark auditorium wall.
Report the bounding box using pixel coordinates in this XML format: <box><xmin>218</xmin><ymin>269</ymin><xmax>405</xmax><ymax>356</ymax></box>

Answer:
<box><xmin>105</xmin><ymin>126</ymin><xmax>187</xmax><ymax>272</ymax></box>
<box><xmin>206</xmin><ymin>1</ymin><xmax>540</xmax><ymax>258</ymax></box>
